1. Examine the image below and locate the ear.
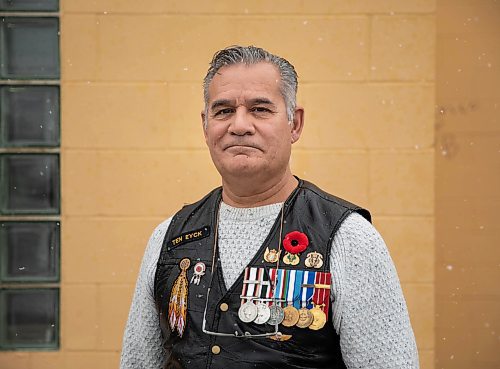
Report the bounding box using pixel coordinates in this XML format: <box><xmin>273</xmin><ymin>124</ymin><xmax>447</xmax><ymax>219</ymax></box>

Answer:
<box><xmin>290</xmin><ymin>107</ymin><xmax>305</xmax><ymax>144</ymax></box>
<box><xmin>201</xmin><ymin>110</ymin><xmax>208</xmax><ymax>142</ymax></box>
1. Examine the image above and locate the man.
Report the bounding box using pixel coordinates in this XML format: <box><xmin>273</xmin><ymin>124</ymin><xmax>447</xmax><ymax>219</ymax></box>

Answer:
<box><xmin>121</xmin><ymin>46</ymin><xmax>419</xmax><ymax>368</ymax></box>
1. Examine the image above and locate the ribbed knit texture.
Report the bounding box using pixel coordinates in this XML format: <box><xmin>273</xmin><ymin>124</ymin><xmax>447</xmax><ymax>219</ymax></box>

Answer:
<box><xmin>120</xmin><ymin>203</ymin><xmax>419</xmax><ymax>369</ymax></box>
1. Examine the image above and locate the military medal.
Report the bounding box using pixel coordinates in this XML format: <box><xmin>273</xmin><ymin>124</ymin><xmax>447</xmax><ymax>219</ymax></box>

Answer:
<box><xmin>305</xmin><ymin>252</ymin><xmax>324</xmax><ymax>269</ymax></box>
<box><xmin>282</xmin><ymin>305</ymin><xmax>300</xmax><ymax>327</ymax></box>
<box><xmin>309</xmin><ymin>304</ymin><xmax>327</xmax><ymax>330</ymax></box>
<box><xmin>296</xmin><ymin>307</ymin><xmax>314</xmax><ymax>328</ymax></box>
<box><xmin>168</xmin><ymin>258</ymin><xmax>190</xmax><ymax>337</ymax></box>
<box><xmin>264</xmin><ymin>247</ymin><xmax>281</xmax><ymax>263</ymax></box>
<box><xmin>254</xmin><ymin>302</ymin><xmax>271</xmax><ymax>324</ymax></box>
<box><xmin>239</xmin><ymin>267</ymin><xmax>267</xmax><ymax>323</ymax></box>
<box><xmin>267</xmin><ymin>304</ymin><xmax>285</xmax><ymax>325</ymax></box>
<box><xmin>253</xmin><ymin>267</ymin><xmax>272</xmax><ymax>324</ymax></box>
<box><xmin>311</xmin><ymin>271</ymin><xmax>332</xmax><ymax>318</ymax></box>
<box><xmin>238</xmin><ymin>301</ymin><xmax>258</xmax><ymax>322</ymax></box>
<box><xmin>190</xmin><ymin>262</ymin><xmax>206</xmax><ymax>285</ymax></box>
<box><xmin>282</xmin><ymin>231</ymin><xmax>309</xmax><ymax>265</ymax></box>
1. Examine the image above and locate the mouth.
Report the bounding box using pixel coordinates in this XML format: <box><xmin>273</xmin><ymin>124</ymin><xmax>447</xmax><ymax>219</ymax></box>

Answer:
<box><xmin>224</xmin><ymin>144</ymin><xmax>261</xmax><ymax>151</ymax></box>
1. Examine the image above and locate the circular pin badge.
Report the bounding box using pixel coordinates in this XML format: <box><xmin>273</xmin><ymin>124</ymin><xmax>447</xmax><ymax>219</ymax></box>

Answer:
<box><xmin>179</xmin><ymin>258</ymin><xmax>191</xmax><ymax>270</ymax></box>
<box><xmin>190</xmin><ymin>262</ymin><xmax>206</xmax><ymax>285</ymax></box>
<box><xmin>238</xmin><ymin>301</ymin><xmax>258</xmax><ymax>323</ymax></box>
<box><xmin>309</xmin><ymin>305</ymin><xmax>327</xmax><ymax>330</ymax></box>
<box><xmin>254</xmin><ymin>302</ymin><xmax>271</xmax><ymax>324</ymax></box>
<box><xmin>267</xmin><ymin>304</ymin><xmax>285</xmax><ymax>326</ymax></box>
<box><xmin>282</xmin><ymin>305</ymin><xmax>300</xmax><ymax>327</ymax></box>
<box><xmin>296</xmin><ymin>307</ymin><xmax>314</xmax><ymax>328</ymax></box>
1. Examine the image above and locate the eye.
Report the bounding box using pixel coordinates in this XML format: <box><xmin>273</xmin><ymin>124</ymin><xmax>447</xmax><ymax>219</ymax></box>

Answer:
<box><xmin>213</xmin><ymin>108</ymin><xmax>234</xmax><ymax>117</ymax></box>
<box><xmin>250</xmin><ymin>106</ymin><xmax>272</xmax><ymax>114</ymax></box>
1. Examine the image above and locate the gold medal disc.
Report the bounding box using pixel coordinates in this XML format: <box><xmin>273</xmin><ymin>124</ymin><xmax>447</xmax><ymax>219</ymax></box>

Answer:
<box><xmin>295</xmin><ymin>307</ymin><xmax>314</xmax><ymax>328</ymax></box>
<box><xmin>282</xmin><ymin>305</ymin><xmax>300</xmax><ymax>327</ymax></box>
<box><xmin>308</xmin><ymin>306</ymin><xmax>327</xmax><ymax>330</ymax></box>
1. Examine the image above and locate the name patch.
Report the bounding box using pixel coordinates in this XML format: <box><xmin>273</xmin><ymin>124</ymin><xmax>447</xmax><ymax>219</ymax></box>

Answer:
<box><xmin>169</xmin><ymin>226</ymin><xmax>210</xmax><ymax>249</ymax></box>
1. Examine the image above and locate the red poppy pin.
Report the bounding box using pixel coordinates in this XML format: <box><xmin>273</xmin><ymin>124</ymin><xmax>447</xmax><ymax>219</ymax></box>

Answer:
<box><xmin>282</xmin><ymin>231</ymin><xmax>309</xmax><ymax>265</ymax></box>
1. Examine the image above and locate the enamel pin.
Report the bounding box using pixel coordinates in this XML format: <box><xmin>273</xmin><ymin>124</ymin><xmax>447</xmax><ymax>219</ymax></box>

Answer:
<box><xmin>264</xmin><ymin>247</ymin><xmax>281</xmax><ymax>263</ymax></box>
<box><xmin>282</xmin><ymin>231</ymin><xmax>309</xmax><ymax>265</ymax></box>
<box><xmin>190</xmin><ymin>262</ymin><xmax>206</xmax><ymax>285</ymax></box>
<box><xmin>305</xmin><ymin>252</ymin><xmax>324</xmax><ymax>269</ymax></box>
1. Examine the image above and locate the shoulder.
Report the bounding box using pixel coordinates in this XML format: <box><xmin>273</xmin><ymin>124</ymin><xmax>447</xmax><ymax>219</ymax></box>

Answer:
<box><xmin>336</xmin><ymin>212</ymin><xmax>381</xmax><ymax>245</ymax></box>
<box><xmin>336</xmin><ymin>212</ymin><xmax>393</xmax><ymax>271</ymax></box>
<box><xmin>299</xmin><ymin>180</ymin><xmax>372</xmax><ymax>226</ymax></box>
<box><xmin>140</xmin><ymin>217</ymin><xmax>173</xmax><ymax>296</ymax></box>
<box><xmin>143</xmin><ymin>217</ymin><xmax>173</xmax><ymax>260</ymax></box>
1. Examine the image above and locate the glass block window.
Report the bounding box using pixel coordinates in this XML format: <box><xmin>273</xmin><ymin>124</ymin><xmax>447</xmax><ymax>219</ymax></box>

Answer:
<box><xmin>1</xmin><ymin>1</ymin><xmax>60</xmax><ymax>351</ymax></box>
<box><xmin>0</xmin><ymin>154</ymin><xmax>60</xmax><ymax>214</ymax></box>
<box><xmin>0</xmin><ymin>222</ymin><xmax>60</xmax><ymax>282</ymax></box>
<box><xmin>0</xmin><ymin>289</ymin><xmax>59</xmax><ymax>349</ymax></box>
<box><xmin>0</xmin><ymin>85</ymin><xmax>60</xmax><ymax>147</ymax></box>
<box><xmin>0</xmin><ymin>0</ymin><xmax>59</xmax><ymax>12</ymax></box>
<box><xmin>0</xmin><ymin>17</ymin><xmax>60</xmax><ymax>79</ymax></box>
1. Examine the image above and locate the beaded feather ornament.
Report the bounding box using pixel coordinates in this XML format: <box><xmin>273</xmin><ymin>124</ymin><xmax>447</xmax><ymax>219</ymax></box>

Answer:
<box><xmin>168</xmin><ymin>258</ymin><xmax>190</xmax><ymax>337</ymax></box>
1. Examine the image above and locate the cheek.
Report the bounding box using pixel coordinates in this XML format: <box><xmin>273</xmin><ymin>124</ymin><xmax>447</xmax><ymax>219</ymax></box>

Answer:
<box><xmin>205</xmin><ymin>128</ymin><xmax>225</xmax><ymax>148</ymax></box>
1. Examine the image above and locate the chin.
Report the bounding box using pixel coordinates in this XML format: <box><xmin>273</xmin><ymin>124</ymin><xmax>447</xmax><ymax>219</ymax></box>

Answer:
<box><xmin>218</xmin><ymin>161</ymin><xmax>262</xmax><ymax>178</ymax></box>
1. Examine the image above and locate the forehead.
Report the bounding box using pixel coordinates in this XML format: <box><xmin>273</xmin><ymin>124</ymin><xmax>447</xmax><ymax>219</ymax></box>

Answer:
<box><xmin>207</xmin><ymin>62</ymin><xmax>283</xmax><ymax>103</ymax></box>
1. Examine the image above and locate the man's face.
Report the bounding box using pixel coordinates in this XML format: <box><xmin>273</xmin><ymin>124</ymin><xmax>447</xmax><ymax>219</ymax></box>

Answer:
<box><xmin>202</xmin><ymin>62</ymin><xmax>302</xmax><ymax>181</ymax></box>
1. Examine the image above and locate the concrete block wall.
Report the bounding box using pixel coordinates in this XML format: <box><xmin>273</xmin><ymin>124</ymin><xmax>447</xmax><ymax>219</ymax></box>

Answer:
<box><xmin>0</xmin><ymin>1</ymin><xmax>435</xmax><ymax>368</ymax></box>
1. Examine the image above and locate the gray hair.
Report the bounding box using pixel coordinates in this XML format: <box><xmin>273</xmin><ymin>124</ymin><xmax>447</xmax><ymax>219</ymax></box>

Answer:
<box><xmin>203</xmin><ymin>45</ymin><xmax>298</xmax><ymax>125</ymax></box>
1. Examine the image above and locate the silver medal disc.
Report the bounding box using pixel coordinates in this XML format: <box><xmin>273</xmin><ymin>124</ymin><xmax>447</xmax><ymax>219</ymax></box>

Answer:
<box><xmin>267</xmin><ymin>304</ymin><xmax>285</xmax><ymax>325</ymax></box>
<box><xmin>238</xmin><ymin>301</ymin><xmax>258</xmax><ymax>323</ymax></box>
<box><xmin>253</xmin><ymin>302</ymin><xmax>271</xmax><ymax>324</ymax></box>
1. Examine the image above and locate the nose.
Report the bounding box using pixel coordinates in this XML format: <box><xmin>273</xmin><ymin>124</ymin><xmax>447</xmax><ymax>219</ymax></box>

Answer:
<box><xmin>227</xmin><ymin>107</ymin><xmax>255</xmax><ymax>136</ymax></box>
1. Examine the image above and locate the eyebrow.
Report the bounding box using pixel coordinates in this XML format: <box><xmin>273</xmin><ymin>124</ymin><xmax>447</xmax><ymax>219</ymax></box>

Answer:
<box><xmin>210</xmin><ymin>97</ymin><xmax>276</xmax><ymax>111</ymax></box>
<box><xmin>210</xmin><ymin>99</ymin><xmax>232</xmax><ymax>111</ymax></box>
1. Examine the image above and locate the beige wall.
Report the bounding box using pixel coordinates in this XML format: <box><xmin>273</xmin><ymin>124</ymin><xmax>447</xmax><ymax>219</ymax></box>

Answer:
<box><xmin>436</xmin><ymin>1</ymin><xmax>500</xmax><ymax>368</ymax></box>
<box><xmin>0</xmin><ymin>1</ymin><xmax>436</xmax><ymax>368</ymax></box>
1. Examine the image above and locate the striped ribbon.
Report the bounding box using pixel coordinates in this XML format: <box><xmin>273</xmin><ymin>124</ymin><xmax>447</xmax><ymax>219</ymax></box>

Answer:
<box><xmin>242</xmin><ymin>267</ymin><xmax>332</xmax><ymax>316</ymax></box>
<box><xmin>312</xmin><ymin>271</ymin><xmax>332</xmax><ymax>316</ymax></box>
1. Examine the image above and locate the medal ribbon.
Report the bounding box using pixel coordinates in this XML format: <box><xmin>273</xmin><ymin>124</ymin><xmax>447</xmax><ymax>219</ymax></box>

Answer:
<box><xmin>301</xmin><ymin>271</ymin><xmax>316</xmax><ymax>309</ymax></box>
<box><xmin>257</xmin><ymin>267</ymin><xmax>266</xmax><ymax>302</ymax></box>
<box><xmin>273</xmin><ymin>268</ymin><xmax>286</xmax><ymax>307</ymax></box>
<box><xmin>293</xmin><ymin>270</ymin><xmax>304</xmax><ymax>309</ymax></box>
<box><xmin>241</xmin><ymin>267</ymin><xmax>250</xmax><ymax>306</ymax></box>
<box><xmin>249</xmin><ymin>267</ymin><xmax>259</xmax><ymax>300</ymax></box>
<box><xmin>267</xmin><ymin>267</ymin><xmax>277</xmax><ymax>306</ymax></box>
<box><xmin>286</xmin><ymin>269</ymin><xmax>296</xmax><ymax>306</ymax></box>
<box><xmin>242</xmin><ymin>267</ymin><xmax>259</xmax><ymax>306</ymax></box>
<box><xmin>312</xmin><ymin>272</ymin><xmax>324</xmax><ymax>311</ymax></box>
<box><xmin>323</xmin><ymin>272</ymin><xmax>332</xmax><ymax>315</ymax></box>
<box><xmin>312</xmin><ymin>271</ymin><xmax>332</xmax><ymax>315</ymax></box>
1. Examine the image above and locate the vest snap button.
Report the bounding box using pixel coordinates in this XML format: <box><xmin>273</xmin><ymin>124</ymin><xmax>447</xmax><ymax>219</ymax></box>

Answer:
<box><xmin>211</xmin><ymin>345</ymin><xmax>221</xmax><ymax>355</ymax></box>
<box><xmin>219</xmin><ymin>303</ymin><xmax>229</xmax><ymax>312</ymax></box>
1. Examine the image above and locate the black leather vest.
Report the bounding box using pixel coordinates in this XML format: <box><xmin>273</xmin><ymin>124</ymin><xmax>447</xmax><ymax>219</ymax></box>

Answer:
<box><xmin>154</xmin><ymin>179</ymin><xmax>370</xmax><ymax>369</ymax></box>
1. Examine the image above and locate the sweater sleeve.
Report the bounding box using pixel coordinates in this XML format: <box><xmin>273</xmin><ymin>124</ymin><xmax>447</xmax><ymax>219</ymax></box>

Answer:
<box><xmin>330</xmin><ymin>213</ymin><xmax>419</xmax><ymax>369</ymax></box>
<box><xmin>120</xmin><ymin>218</ymin><xmax>172</xmax><ymax>369</ymax></box>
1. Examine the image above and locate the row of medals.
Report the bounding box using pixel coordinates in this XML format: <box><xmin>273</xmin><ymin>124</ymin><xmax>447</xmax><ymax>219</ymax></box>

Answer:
<box><xmin>237</xmin><ymin>248</ymin><xmax>327</xmax><ymax>330</ymax></box>
<box><xmin>238</xmin><ymin>300</ymin><xmax>327</xmax><ymax>330</ymax></box>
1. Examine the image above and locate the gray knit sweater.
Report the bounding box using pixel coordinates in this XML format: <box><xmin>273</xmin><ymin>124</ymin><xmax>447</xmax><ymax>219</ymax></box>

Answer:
<box><xmin>120</xmin><ymin>202</ymin><xmax>419</xmax><ymax>368</ymax></box>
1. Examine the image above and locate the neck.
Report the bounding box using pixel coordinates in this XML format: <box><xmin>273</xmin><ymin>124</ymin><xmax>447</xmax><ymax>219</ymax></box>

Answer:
<box><xmin>221</xmin><ymin>168</ymin><xmax>298</xmax><ymax>208</ymax></box>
